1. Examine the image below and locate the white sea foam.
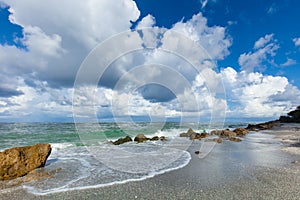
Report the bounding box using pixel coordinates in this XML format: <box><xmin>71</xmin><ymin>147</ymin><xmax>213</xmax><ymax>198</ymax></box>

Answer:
<box><xmin>23</xmin><ymin>140</ymin><xmax>192</xmax><ymax>196</ymax></box>
<box><xmin>50</xmin><ymin>143</ymin><xmax>75</xmax><ymax>152</ymax></box>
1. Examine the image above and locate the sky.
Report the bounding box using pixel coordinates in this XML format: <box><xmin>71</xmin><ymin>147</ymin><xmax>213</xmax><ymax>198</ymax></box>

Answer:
<box><xmin>0</xmin><ymin>0</ymin><xmax>300</xmax><ymax>122</ymax></box>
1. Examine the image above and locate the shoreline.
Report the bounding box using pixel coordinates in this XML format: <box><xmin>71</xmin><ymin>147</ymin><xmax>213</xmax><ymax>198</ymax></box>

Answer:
<box><xmin>261</xmin><ymin>123</ymin><xmax>300</xmax><ymax>156</ymax></box>
<box><xmin>1</xmin><ymin>123</ymin><xmax>300</xmax><ymax>199</ymax></box>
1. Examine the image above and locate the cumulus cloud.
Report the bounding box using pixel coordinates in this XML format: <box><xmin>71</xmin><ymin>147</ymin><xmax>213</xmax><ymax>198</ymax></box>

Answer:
<box><xmin>1</xmin><ymin>0</ymin><xmax>141</xmax><ymax>87</ymax></box>
<box><xmin>221</xmin><ymin>67</ymin><xmax>300</xmax><ymax>117</ymax></box>
<box><xmin>238</xmin><ymin>34</ymin><xmax>279</xmax><ymax>72</ymax></box>
<box><xmin>293</xmin><ymin>37</ymin><xmax>300</xmax><ymax>46</ymax></box>
<box><xmin>1</xmin><ymin>1</ymin><xmax>299</xmax><ymax>122</ymax></box>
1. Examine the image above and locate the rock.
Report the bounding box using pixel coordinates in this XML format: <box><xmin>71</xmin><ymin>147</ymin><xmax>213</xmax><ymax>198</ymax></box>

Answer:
<box><xmin>246</xmin><ymin>120</ymin><xmax>280</xmax><ymax>131</ymax></box>
<box><xmin>190</xmin><ymin>133</ymin><xmax>200</xmax><ymax>140</ymax></box>
<box><xmin>160</xmin><ymin>136</ymin><xmax>167</xmax><ymax>141</ymax></box>
<box><xmin>179</xmin><ymin>132</ymin><xmax>188</xmax><ymax>137</ymax></box>
<box><xmin>217</xmin><ymin>137</ymin><xmax>223</xmax><ymax>144</ymax></box>
<box><xmin>134</xmin><ymin>134</ymin><xmax>149</xmax><ymax>143</ymax></box>
<box><xmin>200</xmin><ymin>132</ymin><xmax>207</xmax><ymax>138</ymax></box>
<box><xmin>220</xmin><ymin>130</ymin><xmax>236</xmax><ymax>138</ymax></box>
<box><xmin>195</xmin><ymin>151</ymin><xmax>200</xmax><ymax>154</ymax></box>
<box><xmin>0</xmin><ymin>144</ymin><xmax>52</xmax><ymax>180</ymax></box>
<box><xmin>233</xmin><ymin>128</ymin><xmax>249</xmax><ymax>137</ymax></box>
<box><xmin>180</xmin><ymin>128</ymin><xmax>196</xmax><ymax>137</ymax></box>
<box><xmin>113</xmin><ymin>136</ymin><xmax>132</xmax><ymax>145</ymax></box>
<box><xmin>210</xmin><ymin>130</ymin><xmax>223</xmax><ymax>135</ymax></box>
<box><xmin>180</xmin><ymin>128</ymin><xmax>204</xmax><ymax>140</ymax></box>
<box><xmin>190</xmin><ymin>132</ymin><xmax>207</xmax><ymax>140</ymax></box>
<box><xmin>229</xmin><ymin>137</ymin><xmax>242</xmax><ymax>142</ymax></box>
<box><xmin>150</xmin><ymin>136</ymin><xmax>159</xmax><ymax>141</ymax></box>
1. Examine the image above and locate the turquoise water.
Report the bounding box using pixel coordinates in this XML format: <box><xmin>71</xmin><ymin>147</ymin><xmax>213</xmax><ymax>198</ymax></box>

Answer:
<box><xmin>0</xmin><ymin>122</ymin><xmax>244</xmax><ymax>150</ymax></box>
<box><xmin>1</xmin><ymin>122</ymin><xmax>251</xmax><ymax>195</ymax></box>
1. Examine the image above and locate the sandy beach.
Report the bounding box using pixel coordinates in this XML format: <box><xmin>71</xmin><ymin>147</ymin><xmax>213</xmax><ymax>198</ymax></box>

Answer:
<box><xmin>1</xmin><ymin>123</ymin><xmax>300</xmax><ymax>200</ymax></box>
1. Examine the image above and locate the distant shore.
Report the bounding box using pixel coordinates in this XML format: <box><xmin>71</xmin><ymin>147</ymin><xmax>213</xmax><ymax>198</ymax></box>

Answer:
<box><xmin>1</xmin><ymin>122</ymin><xmax>299</xmax><ymax>199</ymax></box>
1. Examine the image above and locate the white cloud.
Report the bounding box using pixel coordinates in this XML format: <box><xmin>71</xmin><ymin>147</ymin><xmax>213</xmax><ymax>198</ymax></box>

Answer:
<box><xmin>200</xmin><ymin>0</ymin><xmax>209</xmax><ymax>9</ymax></box>
<box><xmin>238</xmin><ymin>34</ymin><xmax>279</xmax><ymax>72</ymax></box>
<box><xmin>137</xmin><ymin>14</ymin><xmax>156</xmax><ymax>28</ymax></box>
<box><xmin>0</xmin><ymin>1</ymin><xmax>299</xmax><ymax>122</ymax></box>
<box><xmin>280</xmin><ymin>58</ymin><xmax>297</xmax><ymax>67</ymax></box>
<box><xmin>1</xmin><ymin>0</ymin><xmax>141</xmax><ymax>86</ymax></box>
<box><xmin>221</xmin><ymin>67</ymin><xmax>300</xmax><ymax>118</ymax></box>
<box><xmin>171</xmin><ymin>13</ymin><xmax>232</xmax><ymax>60</ymax></box>
<box><xmin>254</xmin><ymin>34</ymin><xmax>274</xmax><ymax>49</ymax></box>
<box><xmin>293</xmin><ymin>37</ymin><xmax>300</xmax><ymax>46</ymax></box>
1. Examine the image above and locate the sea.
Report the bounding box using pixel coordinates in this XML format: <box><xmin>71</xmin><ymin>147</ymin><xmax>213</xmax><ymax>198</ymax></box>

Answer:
<box><xmin>1</xmin><ymin>121</ymin><xmax>282</xmax><ymax>195</ymax></box>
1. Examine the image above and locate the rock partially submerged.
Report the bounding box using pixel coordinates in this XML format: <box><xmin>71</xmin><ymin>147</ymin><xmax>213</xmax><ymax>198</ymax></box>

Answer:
<box><xmin>210</xmin><ymin>128</ymin><xmax>246</xmax><ymax>142</ymax></box>
<box><xmin>134</xmin><ymin>134</ymin><xmax>149</xmax><ymax>143</ymax></box>
<box><xmin>229</xmin><ymin>137</ymin><xmax>242</xmax><ymax>142</ymax></box>
<box><xmin>112</xmin><ymin>134</ymin><xmax>167</xmax><ymax>145</ymax></box>
<box><xmin>112</xmin><ymin>136</ymin><xmax>133</xmax><ymax>145</ymax></box>
<box><xmin>0</xmin><ymin>144</ymin><xmax>52</xmax><ymax>180</ymax></box>
<box><xmin>233</xmin><ymin>128</ymin><xmax>249</xmax><ymax>136</ymax></box>
<box><xmin>180</xmin><ymin>128</ymin><xmax>207</xmax><ymax>140</ymax></box>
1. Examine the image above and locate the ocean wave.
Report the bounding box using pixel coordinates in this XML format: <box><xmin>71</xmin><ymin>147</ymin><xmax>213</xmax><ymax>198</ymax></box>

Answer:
<box><xmin>23</xmin><ymin>142</ymin><xmax>191</xmax><ymax>195</ymax></box>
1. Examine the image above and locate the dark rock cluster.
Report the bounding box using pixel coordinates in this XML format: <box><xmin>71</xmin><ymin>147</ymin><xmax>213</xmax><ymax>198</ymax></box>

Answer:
<box><xmin>112</xmin><ymin>134</ymin><xmax>167</xmax><ymax>145</ymax></box>
<box><xmin>179</xmin><ymin>128</ymin><xmax>207</xmax><ymax>140</ymax></box>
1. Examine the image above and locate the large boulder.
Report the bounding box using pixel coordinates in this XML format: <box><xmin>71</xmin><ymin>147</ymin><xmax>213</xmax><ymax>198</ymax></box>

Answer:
<box><xmin>0</xmin><ymin>144</ymin><xmax>52</xmax><ymax>180</ymax></box>
<box><xmin>113</xmin><ymin>136</ymin><xmax>132</xmax><ymax>145</ymax></box>
<box><xmin>180</xmin><ymin>128</ymin><xmax>195</xmax><ymax>137</ymax></box>
<box><xmin>134</xmin><ymin>134</ymin><xmax>149</xmax><ymax>143</ymax></box>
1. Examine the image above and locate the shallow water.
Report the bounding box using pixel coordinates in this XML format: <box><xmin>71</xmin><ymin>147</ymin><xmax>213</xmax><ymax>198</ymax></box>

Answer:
<box><xmin>1</xmin><ymin>122</ymin><xmax>289</xmax><ymax>196</ymax></box>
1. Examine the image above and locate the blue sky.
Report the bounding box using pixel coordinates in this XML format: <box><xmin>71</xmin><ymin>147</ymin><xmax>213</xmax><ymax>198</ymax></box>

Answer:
<box><xmin>0</xmin><ymin>0</ymin><xmax>300</xmax><ymax>122</ymax></box>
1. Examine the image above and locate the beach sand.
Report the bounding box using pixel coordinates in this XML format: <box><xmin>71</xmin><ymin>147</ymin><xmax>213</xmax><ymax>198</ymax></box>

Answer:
<box><xmin>1</xmin><ymin>123</ymin><xmax>299</xmax><ymax>200</ymax></box>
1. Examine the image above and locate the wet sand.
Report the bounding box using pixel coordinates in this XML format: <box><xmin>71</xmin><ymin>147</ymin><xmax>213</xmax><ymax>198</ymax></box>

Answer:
<box><xmin>261</xmin><ymin>123</ymin><xmax>300</xmax><ymax>156</ymax></box>
<box><xmin>1</xmin><ymin>123</ymin><xmax>300</xmax><ymax>200</ymax></box>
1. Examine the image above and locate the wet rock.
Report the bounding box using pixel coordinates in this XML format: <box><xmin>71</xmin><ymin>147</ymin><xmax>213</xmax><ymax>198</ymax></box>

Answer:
<box><xmin>180</xmin><ymin>128</ymin><xmax>205</xmax><ymax>140</ymax></box>
<box><xmin>229</xmin><ymin>137</ymin><xmax>242</xmax><ymax>142</ymax></box>
<box><xmin>233</xmin><ymin>128</ymin><xmax>249</xmax><ymax>137</ymax></box>
<box><xmin>160</xmin><ymin>136</ymin><xmax>167</xmax><ymax>141</ymax></box>
<box><xmin>0</xmin><ymin>144</ymin><xmax>52</xmax><ymax>180</ymax></box>
<box><xmin>220</xmin><ymin>130</ymin><xmax>236</xmax><ymax>138</ymax></box>
<box><xmin>113</xmin><ymin>136</ymin><xmax>132</xmax><ymax>145</ymax></box>
<box><xmin>134</xmin><ymin>134</ymin><xmax>149</xmax><ymax>143</ymax></box>
<box><xmin>180</xmin><ymin>128</ymin><xmax>196</xmax><ymax>137</ymax></box>
<box><xmin>246</xmin><ymin>120</ymin><xmax>280</xmax><ymax>131</ymax></box>
<box><xmin>190</xmin><ymin>133</ymin><xmax>200</xmax><ymax>140</ymax></box>
<box><xmin>217</xmin><ymin>137</ymin><xmax>223</xmax><ymax>144</ymax></box>
<box><xmin>210</xmin><ymin>130</ymin><xmax>223</xmax><ymax>135</ymax></box>
<box><xmin>150</xmin><ymin>136</ymin><xmax>159</xmax><ymax>141</ymax></box>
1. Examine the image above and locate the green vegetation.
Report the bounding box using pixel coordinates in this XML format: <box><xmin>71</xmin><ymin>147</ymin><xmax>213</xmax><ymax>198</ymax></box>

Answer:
<box><xmin>279</xmin><ymin>106</ymin><xmax>300</xmax><ymax>123</ymax></box>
